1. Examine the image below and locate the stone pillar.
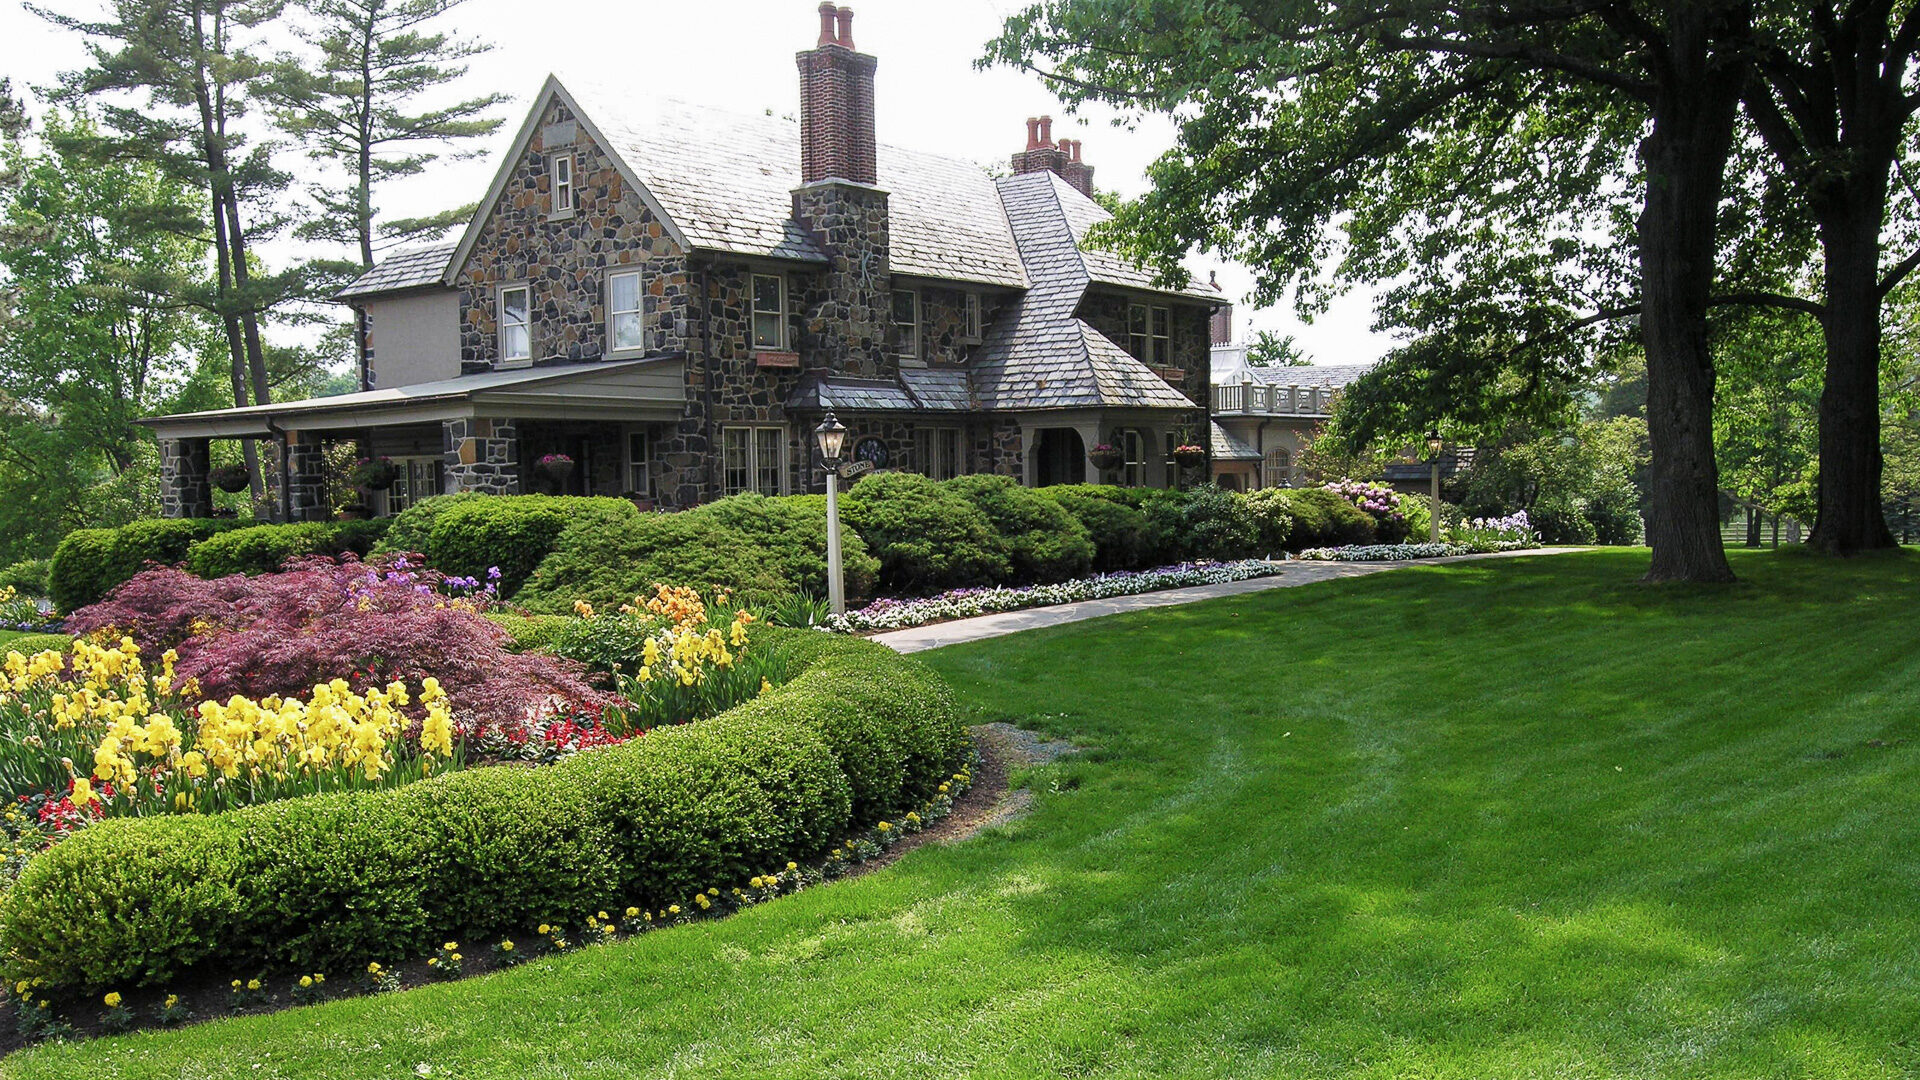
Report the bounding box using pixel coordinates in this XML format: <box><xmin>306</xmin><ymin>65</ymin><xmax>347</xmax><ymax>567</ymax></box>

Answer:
<box><xmin>285</xmin><ymin>431</ymin><xmax>329</xmax><ymax>521</ymax></box>
<box><xmin>442</xmin><ymin>417</ymin><xmax>522</xmax><ymax>495</ymax></box>
<box><xmin>159</xmin><ymin>437</ymin><xmax>213</xmax><ymax>518</ymax></box>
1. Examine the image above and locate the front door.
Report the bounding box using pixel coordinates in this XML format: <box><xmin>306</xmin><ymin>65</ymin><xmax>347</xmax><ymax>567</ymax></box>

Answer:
<box><xmin>1034</xmin><ymin>428</ymin><xmax>1085</xmax><ymax>487</ymax></box>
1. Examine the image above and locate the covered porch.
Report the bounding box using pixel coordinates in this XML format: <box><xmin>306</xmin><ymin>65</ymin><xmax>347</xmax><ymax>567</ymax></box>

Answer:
<box><xmin>1017</xmin><ymin>408</ymin><xmax>1208</xmax><ymax>489</ymax></box>
<box><xmin>140</xmin><ymin>359</ymin><xmax>686</xmax><ymax>520</ymax></box>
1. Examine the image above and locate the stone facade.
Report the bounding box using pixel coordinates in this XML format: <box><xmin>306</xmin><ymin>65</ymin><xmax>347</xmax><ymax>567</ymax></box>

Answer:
<box><xmin>443</xmin><ymin>418</ymin><xmax>522</xmax><ymax>495</ymax></box>
<box><xmin>454</xmin><ymin>99</ymin><xmax>691</xmax><ymax>369</ymax></box>
<box><xmin>159</xmin><ymin>438</ymin><xmax>213</xmax><ymax>519</ymax></box>
<box><xmin>792</xmin><ymin>180</ymin><xmax>892</xmax><ymax>378</ymax></box>
<box><xmin>285</xmin><ymin>432</ymin><xmax>330</xmax><ymax>522</ymax></box>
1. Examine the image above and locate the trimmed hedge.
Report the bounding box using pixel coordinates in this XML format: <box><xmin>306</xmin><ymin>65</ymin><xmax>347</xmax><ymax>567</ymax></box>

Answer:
<box><xmin>49</xmin><ymin>519</ymin><xmax>247</xmax><ymax>613</ymax></box>
<box><xmin>1037</xmin><ymin>486</ymin><xmax>1152</xmax><ymax>571</ymax></box>
<box><xmin>0</xmin><ymin>558</ymin><xmax>51</xmax><ymax>597</ymax></box>
<box><xmin>1142</xmin><ymin>484</ymin><xmax>1261</xmax><ymax>562</ymax></box>
<box><xmin>0</xmin><ymin>631</ymin><xmax>965</xmax><ymax>988</ymax></box>
<box><xmin>944</xmin><ymin>475</ymin><xmax>1094</xmax><ymax>583</ymax></box>
<box><xmin>429</xmin><ymin>496</ymin><xmax>638</xmax><ymax>596</ymax></box>
<box><xmin>486</xmin><ymin>613</ymin><xmax>573</xmax><ymax>653</ymax></box>
<box><xmin>1244</xmin><ymin>489</ymin><xmax>1296</xmax><ymax>554</ymax></box>
<box><xmin>0</xmin><ymin>633</ymin><xmax>70</xmax><ymax>655</ymax></box>
<box><xmin>1283</xmin><ymin>487</ymin><xmax>1377</xmax><ymax>549</ymax></box>
<box><xmin>841</xmin><ymin>472</ymin><xmax>1011</xmax><ymax>593</ymax></box>
<box><xmin>183</xmin><ymin>520</ymin><xmax>392</xmax><ymax>578</ymax></box>
<box><xmin>684</xmin><ymin>493</ymin><xmax>880</xmax><ymax>600</ymax></box>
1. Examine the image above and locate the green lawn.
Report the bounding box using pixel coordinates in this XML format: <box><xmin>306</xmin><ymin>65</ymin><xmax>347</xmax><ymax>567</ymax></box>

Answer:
<box><xmin>10</xmin><ymin>549</ymin><xmax>1920</xmax><ymax>1079</ymax></box>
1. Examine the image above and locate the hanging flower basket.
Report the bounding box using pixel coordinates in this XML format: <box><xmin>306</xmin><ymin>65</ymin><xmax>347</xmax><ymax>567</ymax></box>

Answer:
<box><xmin>1172</xmin><ymin>444</ymin><xmax>1207</xmax><ymax>468</ymax></box>
<box><xmin>347</xmin><ymin>456</ymin><xmax>399</xmax><ymax>491</ymax></box>
<box><xmin>1088</xmin><ymin>444</ymin><xmax>1124</xmax><ymax>471</ymax></box>
<box><xmin>535</xmin><ymin>453</ymin><xmax>576</xmax><ymax>487</ymax></box>
<box><xmin>209</xmin><ymin>464</ymin><xmax>251</xmax><ymax>493</ymax></box>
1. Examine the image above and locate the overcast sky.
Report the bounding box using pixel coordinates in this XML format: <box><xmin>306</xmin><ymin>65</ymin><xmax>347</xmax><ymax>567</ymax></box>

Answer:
<box><xmin>0</xmin><ymin>0</ymin><xmax>1393</xmax><ymax>365</ymax></box>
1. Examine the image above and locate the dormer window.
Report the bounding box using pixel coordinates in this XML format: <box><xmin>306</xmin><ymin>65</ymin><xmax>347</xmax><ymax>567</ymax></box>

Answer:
<box><xmin>1128</xmin><ymin>303</ymin><xmax>1171</xmax><ymax>365</ymax></box>
<box><xmin>551</xmin><ymin>154</ymin><xmax>574</xmax><ymax>216</ymax></box>
<box><xmin>499</xmin><ymin>284</ymin><xmax>531</xmax><ymax>364</ymax></box>
<box><xmin>891</xmin><ymin>289</ymin><xmax>919</xmax><ymax>361</ymax></box>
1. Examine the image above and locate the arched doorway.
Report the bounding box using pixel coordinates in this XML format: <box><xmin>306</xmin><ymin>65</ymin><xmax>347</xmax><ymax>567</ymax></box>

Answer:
<box><xmin>1034</xmin><ymin>428</ymin><xmax>1085</xmax><ymax>487</ymax></box>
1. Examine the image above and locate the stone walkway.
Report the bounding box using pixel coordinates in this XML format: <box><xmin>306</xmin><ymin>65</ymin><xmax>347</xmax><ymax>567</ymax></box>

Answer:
<box><xmin>871</xmin><ymin>547</ymin><xmax>1585</xmax><ymax>654</ymax></box>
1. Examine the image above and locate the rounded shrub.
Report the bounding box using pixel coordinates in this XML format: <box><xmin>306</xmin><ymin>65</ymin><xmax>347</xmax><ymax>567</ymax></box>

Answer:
<box><xmin>1243</xmin><ymin>489</ymin><xmax>1295</xmax><ymax>555</ymax></box>
<box><xmin>943</xmin><ymin>475</ymin><xmax>1094</xmax><ymax>582</ymax></box>
<box><xmin>184</xmin><ymin>520</ymin><xmax>391</xmax><ymax>578</ymax></box>
<box><xmin>685</xmin><ymin>493</ymin><xmax>880</xmax><ymax>599</ymax></box>
<box><xmin>1283</xmin><ymin>487</ymin><xmax>1376</xmax><ymax>549</ymax></box>
<box><xmin>1038</xmin><ymin>486</ymin><xmax>1151</xmax><ymax>571</ymax></box>
<box><xmin>0</xmin><ymin>632</ymin><xmax>963</xmax><ymax>989</ymax></box>
<box><xmin>49</xmin><ymin>519</ymin><xmax>248</xmax><ymax>613</ymax></box>
<box><xmin>0</xmin><ymin>558</ymin><xmax>52</xmax><ymax>597</ymax></box>
<box><xmin>429</xmin><ymin>496</ymin><xmax>639</xmax><ymax>595</ymax></box>
<box><xmin>840</xmin><ymin>472</ymin><xmax>1011</xmax><ymax>593</ymax></box>
<box><xmin>516</xmin><ymin>512</ymin><xmax>796</xmax><ymax>614</ymax></box>
<box><xmin>1143</xmin><ymin>485</ymin><xmax>1261</xmax><ymax>562</ymax></box>
<box><xmin>374</xmin><ymin>493</ymin><xmax>489</xmax><ymax>557</ymax></box>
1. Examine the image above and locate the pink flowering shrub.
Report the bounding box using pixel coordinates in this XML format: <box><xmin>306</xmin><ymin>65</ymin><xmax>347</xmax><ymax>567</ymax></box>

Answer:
<box><xmin>1324</xmin><ymin>479</ymin><xmax>1410</xmax><ymax>542</ymax></box>
<box><xmin>66</xmin><ymin>554</ymin><xmax>613</xmax><ymax>738</ymax></box>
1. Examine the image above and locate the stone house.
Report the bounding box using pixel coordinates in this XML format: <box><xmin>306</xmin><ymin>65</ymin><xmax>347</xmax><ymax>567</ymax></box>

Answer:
<box><xmin>143</xmin><ymin>4</ymin><xmax>1222</xmax><ymax>519</ymax></box>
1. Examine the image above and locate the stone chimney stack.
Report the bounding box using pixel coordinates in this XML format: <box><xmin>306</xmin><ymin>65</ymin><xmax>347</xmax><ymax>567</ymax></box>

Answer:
<box><xmin>1012</xmin><ymin>117</ymin><xmax>1094</xmax><ymax>196</ymax></box>
<box><xmin>797</xmin><ymin>3</ymin><xmax>877</xmax><ymax>184</ymax></box>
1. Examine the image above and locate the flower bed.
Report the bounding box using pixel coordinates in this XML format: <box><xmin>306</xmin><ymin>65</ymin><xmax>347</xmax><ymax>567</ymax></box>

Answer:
<box><xmin>825</xmin><ymin>559</ymin><xmax>1286</xmax><ymax>633</ymax></box>
<box><xmin>0</xmin><ymin>628</ymin><xmax>968</xmax><ymax>991</ymax></box>
<box><xmin>1295</xmin><ymin>543</ymin><xmax>1468</xmax><ymax>561</ymax></box>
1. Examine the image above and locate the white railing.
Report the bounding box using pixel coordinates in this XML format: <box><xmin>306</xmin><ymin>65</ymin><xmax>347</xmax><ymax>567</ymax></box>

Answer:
<box><xmin>1212</xmin><ymin>383</ymin><xmax>1332</xmax><ymax>415</ymax></box>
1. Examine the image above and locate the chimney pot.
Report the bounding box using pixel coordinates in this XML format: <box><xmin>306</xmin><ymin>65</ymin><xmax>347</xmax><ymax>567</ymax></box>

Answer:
<box><xmin>836</xmin><ymin>6</ymin><xmax>854</xmax><ymax>48</ymax></box>
<box><xmin>1025</xmin><ymin>117</ymin><xmax>1041</xmax><ymax>150</ymax></box>
<box><xmin>816</xmin><ymin>1</ymin><xmax>837</xmax><ymax>46</ymax></box>
<box><xmin>1072</xmin><ymin>139</ymin><xmax>1083</xmax><ymax>162</ymax></box>
<box><xmin>1037</xmin><ymin>115</ymin><xmax>1053</xmax><ymax>145</ymax></box>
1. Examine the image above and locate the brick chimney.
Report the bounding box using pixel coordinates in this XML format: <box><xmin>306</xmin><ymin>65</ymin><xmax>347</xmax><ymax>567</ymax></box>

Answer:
<box><xmin>797</xmin><ymin>3</ymin><xmax>877</xmax><ymax>184</ymax></box>
<box><xmin>1210</xmin><ymin>301</ymin><xmax>1235</xmax><ymax>346</ymax></box>
<box><xmin>1012</xmin><ymin>117</ymin><xmax>1094</xmax><ymax>196</ymax></box>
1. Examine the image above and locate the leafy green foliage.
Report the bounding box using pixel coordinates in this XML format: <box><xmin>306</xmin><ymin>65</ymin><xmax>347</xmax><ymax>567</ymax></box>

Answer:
<box><xmin>1243</xmin><ymin>488</ymin><xmax>1295</xmax><ymax>553</ymax></box>
<box><xmin>684</xmin><ymin>494</ymin><xmax>878</xmax><ymax>599</ymax></box>
<box><xmin>1037</xmin><ymin>485</ymin><xmax>1152</xmax><ymax>571</ymax></box>
<box><xmin>0</xmin><ymin>559</ymin><xmax>51</xmax><ymax>597</ymax></box>
<box><xmin>840</xmin><ymin>473</ymin><xmax>1011</xmax><ymax>593</ymax></box>
<box><xmin>516</xmin><ymin>513</ymin><xmax>807</xmax><ymax>615</ymax></box>
<box><xmin>48</xmin><ymin>519</ymin><xmax>246</xmax><ymax>612</ymax></box>
<box><xmin>428</xmin><ymin>496</ymin><xmax>635</xmax><ymax>596</ymax></box>
<box><xmin>1276</xmin><ymin>487</ymin><xmax>1377</xmax><ymax>549</ymax></box>
<box><xmin>942</xmin><ymin>475</ymin><xmax>1094</xmax><ymax>583</ymax></box>
<box><xmin>1142</xmin><ymin>485</ymin><xmax>1260</xmax><ymax>562</ymax></box>
<box><xmin>183</xmin><ymin>520</ymin><xmax>391</xmax><ymax>577</ymax></box>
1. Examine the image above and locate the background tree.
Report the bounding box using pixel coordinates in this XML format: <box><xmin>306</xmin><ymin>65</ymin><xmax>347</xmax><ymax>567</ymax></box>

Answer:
<box><xmin>987</xmin><ymin>0</ymin><xmax>1763</xmax><ymax>582</ymax></box>
<box><xmin>272</xmin><ymin>0</ymin><xmax>504</xmax><ymax>272</ymax></box>
<box><xmin>1711</xmin><ymin>306</ymin><xmax>1822</xmax><ymax>545</ymax></box>
<box><xmin>1245</xmin><ymin>328</ymin><xmax>1313</xmax><ymax>367</ymax></box>
<box><xmin>0</xmin><ymin>108</ymin><xmax>214</xmax><ymax>563</ymax></box>
<box><xmin>36</xmin><ymin>0</ymin><xmax>306</xmax><ymax>512</ymax></box>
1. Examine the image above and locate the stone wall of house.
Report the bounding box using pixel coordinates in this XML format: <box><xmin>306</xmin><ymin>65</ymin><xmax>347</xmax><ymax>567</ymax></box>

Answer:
<box><xmin>454</xmin><ymin>99</ymin><xmax>691</xmax><ymax>368</ymax></box>
<box><xmin>442</xmin><ymin>418</ymin><xmax>521</xmax><ymax>495</ymax></box>
<box><xmin>913</xmin><ymin>284</ymin><xmax>1007</xmax><ymax>367</ymax></box>
<box><xmin>159</xmin><ymin>438</ymin><xmax>213</xmax><ymax>519</ymax></box>
<box><xmin>792</xmin><ymin>181</ymin><xmax>891</xmax><ymax>379</ymax></box>
<box><xmin>1080</xmin><ymin>291</ymin><xmax>1213</xmax><ymax>483</ymax></box>
<box><xmin>286</xmin><ymin>433</ymin><xmax>330</xmax><ymax>522</ymax></box>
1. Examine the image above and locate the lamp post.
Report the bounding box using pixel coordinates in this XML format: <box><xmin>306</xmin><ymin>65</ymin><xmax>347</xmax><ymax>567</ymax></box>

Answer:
<box><xmin>815</xmin><ymin>412</ymin><xmax>849</xmax><ymax>616</ymax></box>
<box><xmin>1425</xmin><ymin>430</ymin><xmax>1444</xmax><ymax>543</ymax></box>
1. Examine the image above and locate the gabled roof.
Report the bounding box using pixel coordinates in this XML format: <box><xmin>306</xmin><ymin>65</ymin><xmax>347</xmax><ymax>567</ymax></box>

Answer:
<box><xmin>969</xmin><ymin>173</ymin><xmax>1196</xmax><ymax>412</ymax></box>
<box><xmin>1047</xmin><ymin>172</ymin><xmax>1219</xmax><ymax>303</ymax></box>
<box><xmin>336</xmin><ymin>243</ymin><xmax>456</xmax><ymax>299</ymax></box>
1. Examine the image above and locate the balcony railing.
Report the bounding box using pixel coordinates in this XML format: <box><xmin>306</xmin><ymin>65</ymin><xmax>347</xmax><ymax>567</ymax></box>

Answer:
<box><xmin>1212</xmin><ymin>382</ymin><xmax>1334</xmax><ymax>415</ymax></box>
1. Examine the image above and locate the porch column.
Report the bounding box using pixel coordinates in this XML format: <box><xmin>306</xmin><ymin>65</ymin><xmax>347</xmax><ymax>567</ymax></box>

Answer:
<box><xmin>442</xmin><ymin>418</ymin><xmax>522</xmax><ymax>495</ymax></box>
<box><xmin>285</xmin><ymin>431</ymin><xmax>329</xmax><ymax>521</ymax></box>
<box><xmin>158</xmin><ymin>438</ymin><xmax>213</xmax><ymax>519</ymax></box>
<box><xmin>1074</xmin><ymin>418</ymin><xmax>1102</xmax><ymax>485</ymax></box>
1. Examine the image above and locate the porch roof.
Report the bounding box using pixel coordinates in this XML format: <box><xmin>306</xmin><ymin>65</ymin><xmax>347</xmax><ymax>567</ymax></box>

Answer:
<box><xmin>139</xmin><ymin>358</ymin><xmax>687</xmax><ymax>440</ymax></box>
<box><xmin>1210</xmin><ymin>421</ymin><xmax>1263</xmax><ymax>461</ymax></box>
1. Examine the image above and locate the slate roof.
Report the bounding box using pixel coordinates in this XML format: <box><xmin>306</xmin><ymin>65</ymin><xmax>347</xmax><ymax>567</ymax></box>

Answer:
<box><xmin>1240</xmin><ymin>362</ymin><xmax>1374</xmax><ymax>389</ymax></box>
<box><xmin>336</xmin><ymin>244</ymin><xmax>456</xmax><ymax>299</ymax></box>
<box><xmin>1210</xmin><ymin>421</ymin><xmax>1263</xmax><ymax>461</ymax></box>
<box><xmin>561</xmin><ymin>83</ymin><xmax>1028</xmax><ymax>289</ymax></box>
<box><xmin>969</xmin><ymin>173</ymin><xmax>1196</xmax><ymax>412</ymax></box>
<box><xmin>1047</xmin><ymin>173</ymin><xmax>1219</xmax><ymax>303</ymax></box>
<box><xmin>787</xmin><ymin>369</ymin><xmax>975</xmax><ymax>412</ymax></box>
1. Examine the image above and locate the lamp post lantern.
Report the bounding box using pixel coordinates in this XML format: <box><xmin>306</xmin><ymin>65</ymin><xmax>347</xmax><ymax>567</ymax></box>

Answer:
<box><xmin>815</xmin><ymin>412</ymin><xmax>849</xmax><ymax>616</ymax></box>
<box><xmin>1425</xmin><ymin>430</ymin><xmax>1444</xmax><ymax>543</ymax></box>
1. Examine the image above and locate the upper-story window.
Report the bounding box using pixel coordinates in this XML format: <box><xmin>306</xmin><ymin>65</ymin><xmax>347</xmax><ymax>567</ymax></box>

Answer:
<box><xmin>751</xmin><ymin>273</ymin><xmax>787</xmax><ymax>349</ymax></box>
<box><xmin>1128</xmin><ymin>303</ymin><xmax>1171</xmax><ymax>366</ymax></box>
<box><xmin>891</xmin><ymin>289</ymin><xmax>919</xmax><ymax>360</ymax></box>
<box><xmin>608</xmin><ymin>270</ymin><xmax>643</xmax><ymax>353</ymax></box>
<box><xmin>551</xmin><ymin>154</ymin><xmax>574</xmax><ymax>215</ymax></box>
<box><xmin>963</xmin><ymin>292</ymin><xmax>983</xmax><ymax>342</ymax></box>
<box><xmin>499</xmin><ymin>284</ymin><xmax>531</xmax><ymax>363</ymax></box>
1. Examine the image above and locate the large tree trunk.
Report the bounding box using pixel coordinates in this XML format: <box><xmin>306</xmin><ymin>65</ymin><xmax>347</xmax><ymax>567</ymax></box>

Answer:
<box><xmin>1636</xmin><ymin>4</ymin><xmax>1743</xmax><ymax>583</ymax></box>
<box><xmin>1807</xmin><ymin>177</ymin><xmax>1898</xmax><ymax>554</ymax></box>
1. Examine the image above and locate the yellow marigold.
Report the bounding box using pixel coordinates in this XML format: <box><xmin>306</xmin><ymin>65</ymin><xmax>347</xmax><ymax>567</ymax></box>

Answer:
<box><xmin>104</xmin><ymin>991</ymin><xmax>122</xmax><ymax>1007</ymax></box>
<box><xmin>876</xmin><ymin>821</ymin><xmax>891</xmax><ymax>832</ymax></box>
<box><xmin>313</xmin><ymin>973</ymin><xmax>324</xmax><ymax>983</ymax></box>
<box><xmin>624</xmin><ymin>906</ymin><xmax>639</xmax><ymax>919</ymax></box>
<box><xmin>164</xmin><ymin>994</ymin><xmax>178</xmax><ymax>1009</ymax></box>
<box><xmin>597</xmin><ymin>911</ymin><xmax>609</xmax><ymax>921</ymax></box>
<box><xmin>299</xmin><ymin>976</ymin><xmax>313</xmax><ymax>988</ymax></box>
<box><xmin>367</xmin><ymin>962</ymin><xmax>383</xmax><ymax>974</ymax></box>
<box><xmin>786</xmin><ymin>861</ymin><xmax>797</xmax><ymax>871</ymax></box>
<box><xmin>246</xmin><ymin>979</ymin><xmax>261</xmax><ymax>991</ymax></box>
<box><xmin>500</xmin><ymin>939</ymin><xmax>514</xmax><ymax>951</ymax></box>
<box><xmin>538</xmin><ymin>924</ymin><xmax>552</xmax><ymax>935</ymax></box>
<box><xmin>668</xmin><ymin>904</ymin><xmax>681</xmax><ymax>915</ymax></box>
<box><xmin>443</xmin><ymin>941</ymin><xmax>457</xmax><ymax>951</ymax></box>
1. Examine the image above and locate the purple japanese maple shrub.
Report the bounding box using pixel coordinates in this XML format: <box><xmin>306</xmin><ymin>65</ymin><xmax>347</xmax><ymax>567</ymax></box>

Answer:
<box><xmin>67</xmin><ymin>554</ymin><xmax>612</xmax><ymax>737</ymax></box>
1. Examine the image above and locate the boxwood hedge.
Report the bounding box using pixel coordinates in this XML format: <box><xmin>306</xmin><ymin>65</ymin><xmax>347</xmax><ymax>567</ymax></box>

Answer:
<box><xmin>183</xmin><ymin>520</ymin><xmax>391</xmax><ymax>578</ymax></box>
<box><xmin>0</xmin><ymin>630</ymin><xmax>966</xmax><ymax>990</ymax></box>
<box><xmin>49</xmin><ymin>519</ymin><xmax>248</xmax><ymax>612</ymax></box>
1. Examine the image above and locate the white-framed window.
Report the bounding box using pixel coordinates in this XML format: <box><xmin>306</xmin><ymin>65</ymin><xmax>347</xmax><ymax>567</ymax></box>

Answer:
<box><xmin>751</xmin><ymin>273</ymin><xmax>786</xmax><ymax>349</ymax></box>
<box><xmin>551</xmin><ymin>154</ymin><xmax>574</xmax><ymax>215</ymax></box>
<box><xmin>383</xmin><ymin>457</ymin><xmax>443</xmax><ymax>515</ymax></box>
<box><xmin>499</xmin><ymin>284</ymin><xmax>531</xmax><ymax>363</ymax></box>
<box><xmin>1122</xmin><ymin>429</ymin><xmax>1147</xmax><ymax>487</ymax></box>
<box><xmin>1128</xmin><ymin>303</ymin><xmax>1171</xmax><ymax>366</ymax></box>
<box><xmin>1263</xmin><ymin>447</ymin><xmax>1292</xmax><ymax>489</ymax></box>
<box><xmin>608</xmin><ymin>270</ymin><xmax>643</xmax><ymax>353</ymax></box>
<box><xmin>963</xmin><ymin>292</ymin><xmax>983</xmax><ymax>342</ymax></box>
<box><xmin>915</xmin><ymin>427</ymin><xmax>962</xmax><ymax>481</ymax></box>
<box><xmin>891</xmin><ymin>289</ymin><xmax>919</xmax><ymax>360</ymax></box>
<box><xmin>722</xmin><ymin>426</ymin><xmax>786</xmax><ymax>496</ymax></box>
<box><xmin>625</xmin><ymin>429</ymin><xmax>650</xmax><ymax>497</ymax></box>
